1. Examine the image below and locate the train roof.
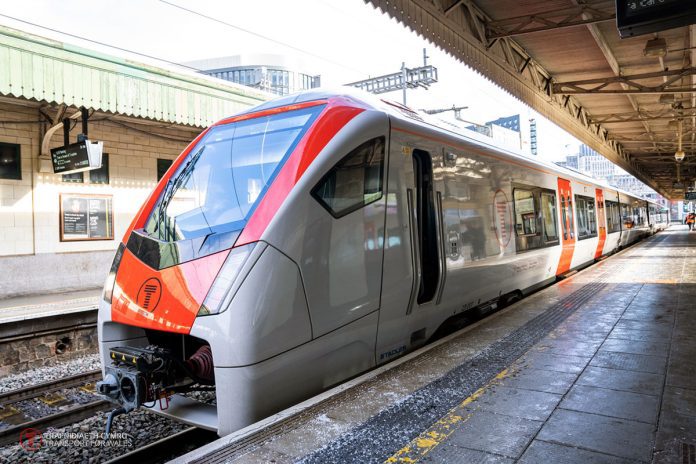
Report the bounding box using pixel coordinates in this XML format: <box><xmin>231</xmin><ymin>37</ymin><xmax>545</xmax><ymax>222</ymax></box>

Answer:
<box><xmin>229</xmin><ymin>87</ymin><xmax>664</xmax><ymax>209</ymax></box>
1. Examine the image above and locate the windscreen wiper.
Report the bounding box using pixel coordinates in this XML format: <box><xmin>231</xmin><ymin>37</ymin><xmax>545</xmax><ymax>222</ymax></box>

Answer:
<box><xmin>154</xmin><ymin>147</ymin><xmax>205</xmax><ymax>241</ymax></box>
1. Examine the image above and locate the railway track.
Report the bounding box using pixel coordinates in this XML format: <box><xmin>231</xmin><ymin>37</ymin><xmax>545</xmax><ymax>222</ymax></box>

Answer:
<box><xmin>0</xmin><ymin>369</ymin><xmax>110</xmax><ymax>447</ymax></box>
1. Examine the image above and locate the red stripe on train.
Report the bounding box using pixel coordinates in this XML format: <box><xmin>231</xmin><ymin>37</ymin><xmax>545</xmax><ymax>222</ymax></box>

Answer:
<box><xmin>235</xmin><ymin>99</ymin><xmax>365</xmax><ymax>246</ymax></box>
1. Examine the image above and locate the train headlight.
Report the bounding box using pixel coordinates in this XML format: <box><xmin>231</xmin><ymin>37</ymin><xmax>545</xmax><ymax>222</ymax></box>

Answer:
<box><xmin>103</xmin><ymin>243</ymin><xmax>125</xmax><ymax>304</ymax></box>
<box><xmin>197</xmin><ymin>243</ymin><xmax>255</xmax><ymax>316</ymax></box>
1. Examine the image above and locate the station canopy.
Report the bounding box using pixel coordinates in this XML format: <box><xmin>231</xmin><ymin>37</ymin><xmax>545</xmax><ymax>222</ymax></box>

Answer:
<box><xmin>368</xmin><ymin>0</ymin><xmax>696</xmax><ymax>199</ymax></box>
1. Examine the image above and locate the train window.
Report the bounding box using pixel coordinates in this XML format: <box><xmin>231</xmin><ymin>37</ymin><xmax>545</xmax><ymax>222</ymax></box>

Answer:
<box><xmin>513</xmin><ymin>189</ymin><xmax>537</xmax><ymax>235</ymax></box>
<box><xmin>605</xmin><ymin>200</ymin><xmax>621</xmax><ymax>233</ymax></box>
<box><xmin>312</xmin><ymin>137</ymin><xmax>385</xmax><ymax>218</ymax></box>
<box><xmin>633</xmin><ymin>206</ymin><xmax>646</xmax><ymax>226</ymax></box>
<box><xmin>575</xmin><ymin>195</ymin><xmax>597</xmax><ymax>240</ymax></box>
<box><xmin>620</xmin><ymin>203</ymin><xmax>633</xmax><ymax>228</ymax></box>
<box><xmin>541</xmin><ymin>192</ymin><xmax>559</xmax><ymax>243</ymax></box>
<box><xmin>144</xmin><ymin>104</ymin><xmax>324</xmax><ymax>243</ymax></box>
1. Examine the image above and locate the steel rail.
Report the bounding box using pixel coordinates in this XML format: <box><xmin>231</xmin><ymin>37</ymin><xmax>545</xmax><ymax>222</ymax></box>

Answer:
<box><xmin>0</xmin><ymin>369</ymin><xmax>102</xmax><ymax>406</ymax></box>
<box><xmin>0</xmin><ymin>399</ymin><xmax>111</xmax><ymax>447</ymax></box>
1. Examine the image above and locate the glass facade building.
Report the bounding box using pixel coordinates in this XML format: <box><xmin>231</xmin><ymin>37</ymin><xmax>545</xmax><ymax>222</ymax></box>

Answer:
<box><xmin>186</xmin><ymin>55</ymin><xmax>321</xmax><ymax>96</ymax></box>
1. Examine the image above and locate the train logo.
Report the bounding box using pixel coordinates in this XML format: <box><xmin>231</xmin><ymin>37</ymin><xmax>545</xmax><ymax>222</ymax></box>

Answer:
<box><xmin>137</xmin><ymin>278</ymin><xmax>162</xmax><ymax>312</ymax></box>
<box><xmin>493</xmin><ymin>189</ymin><xmax>512</xmax><ymax>248</ymax></box>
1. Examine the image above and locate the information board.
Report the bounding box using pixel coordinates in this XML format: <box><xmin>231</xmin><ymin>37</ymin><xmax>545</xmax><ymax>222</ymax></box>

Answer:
<box><xmin>617</xmin><ymin>0</ymin><xmax>696</xmax><ymax>38</ymax></box>
<box><xmin>685</xmin><ymin>191</ymin><xmax>696</xmax><ymax>201</ymax></box>
<box><xmin>51</xmin><ymin>141</ymin><xmax>103</xmax><ymax>175</ymax></box>
<box><xmin>60</xmin><ymin>194</ymin><xmax>114</xmax><ymax>241</ymax></box>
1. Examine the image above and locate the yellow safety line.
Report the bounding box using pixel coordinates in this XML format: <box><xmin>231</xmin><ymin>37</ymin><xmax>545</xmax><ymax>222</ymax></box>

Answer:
<box><xmin>384</xmin><ymin>368</ymin><xmax>512</xmax><ymax>463</ymax></box>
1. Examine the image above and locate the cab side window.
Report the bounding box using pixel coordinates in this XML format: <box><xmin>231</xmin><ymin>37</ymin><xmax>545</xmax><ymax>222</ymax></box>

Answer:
<box><xmin>312</xmin><ymin>137</ymin><xmax>385</xmax><ymax>218</ymax></box>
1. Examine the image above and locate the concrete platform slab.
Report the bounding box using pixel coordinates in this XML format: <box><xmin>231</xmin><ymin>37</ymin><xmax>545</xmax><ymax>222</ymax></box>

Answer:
<box><xmin>560</xmin><ymin>384</ymin><xmax>660</xmax><ymax>423</ymax></box>
<box><xmin>576</xmin><ymin>365</ymin><xmax>663</xmax><ymax>396</ymax></box>
<box><xmin>518</xmin><ymin>440</ymin><xmax>634</xmax><ymax>464</ymax></box>
<box><xmin>589</xmin><ymin>350</ymin><xmax>667</xmax><ymax>374</ymax></box>
<box><xmin>0</xmin><ymin>289</ymin><xmax>100</xmax><ymax>323</ymax></box>
<box><xmin>536</xmin><ymin>409</ymin><xmax>654</xmax><ymax>462</ymax></box>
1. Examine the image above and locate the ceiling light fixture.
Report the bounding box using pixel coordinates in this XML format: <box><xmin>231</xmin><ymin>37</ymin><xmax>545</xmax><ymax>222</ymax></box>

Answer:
<box><xmin>675</xmin><ymin>119</ymin><xmax>686</xmax><ymax>162</ymax></box>
<box><xmin>659</xmin><ymin>94</ymin><xmax>675</xmax><ymax>105</ymax></box>
<box><xmin>644</xmin><ymin>37</ymin><xmax>667</xmax><ymax>57</ymax></box>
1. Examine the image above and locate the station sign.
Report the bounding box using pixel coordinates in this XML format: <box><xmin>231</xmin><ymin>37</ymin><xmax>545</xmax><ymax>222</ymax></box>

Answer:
<box><xmin>685</xmin><ymin>191</ymin><xmax>696</xmax><ymax>201</ymax></box>
<box><xmin>50</xmin><ymin>140</ymin><xmax>103</xmax><ymax>175</ymax></box>
<box><xmin>617</xmin><ymin>0</ymin><xmax>696</xmax><ymax>38</ymax></box>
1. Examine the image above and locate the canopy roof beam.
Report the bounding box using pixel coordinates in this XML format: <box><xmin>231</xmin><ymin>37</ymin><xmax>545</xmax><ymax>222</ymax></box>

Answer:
<box><xmin>486</xmin><ymin>3</ymin><xmax>615</xmax><ymax>39</ymax></box>
<box><xmin>553</xmin><ymin>67</ymin><xmax>696</xmax><ymax>95</ymax></box>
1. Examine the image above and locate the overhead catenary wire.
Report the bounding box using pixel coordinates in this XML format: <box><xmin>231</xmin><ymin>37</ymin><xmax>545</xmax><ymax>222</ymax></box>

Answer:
<box><xmin>157</xmin><ymin>0</ymin><xmax>364</xmax><ymax>75</ymax></box>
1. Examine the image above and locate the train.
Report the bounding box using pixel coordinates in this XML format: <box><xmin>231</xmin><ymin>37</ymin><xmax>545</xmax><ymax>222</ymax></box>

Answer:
<box><xmin>96</xmin><ymin>88</ymin><xmax>669</xmax><ymax>436</ymax></box>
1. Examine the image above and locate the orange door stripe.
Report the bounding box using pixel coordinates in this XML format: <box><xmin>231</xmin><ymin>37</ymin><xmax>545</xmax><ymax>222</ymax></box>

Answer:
<box><xmin>594</xmin><ymin>188</ymin><xmax>607</xmax><ymax>259</ymax></box>
<box><xmin>556</xmin><ymin>178</ymin><xmax>575</xmax><ymax>276</ymax></box>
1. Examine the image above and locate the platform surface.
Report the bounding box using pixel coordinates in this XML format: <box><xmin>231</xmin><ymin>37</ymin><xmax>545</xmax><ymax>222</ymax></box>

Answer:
<box><xmin>177</xmin><ymin>225</ymin><xmax>696</xmax><ymax>464</ymax></box>
<box><xmin>0</xmin><ymin>289</ymin><xmax>100</xmax><ymax>323</ymax></box>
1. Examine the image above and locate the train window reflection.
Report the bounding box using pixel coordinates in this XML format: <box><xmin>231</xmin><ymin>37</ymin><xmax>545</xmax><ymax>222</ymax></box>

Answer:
<box><xmin>575</xmin><ymin>195</ymin><xmax>597</xmax><ymax>240</ymax></box>
<box><xmin>514</xmin><ymin>189</ymin><xmax>537</xmax><ymax>235</ymax></box>
<box><xmin>605</xmin><ymin>200</ymin><xmax>621</xmax><ymax>233</ymax></box>
<box><xmin>312</xmin><ymin>136</ymin><xmax>385</xmax><ymax>218</ymax></box>
<box><xmin>541</xmin><ymin>192</ymin><xmax>558</xmax><ymax>242</ymax></box>
<box><xmin>144</xmin><ymin>104</ymin><xmax>324</xmax><ymax>242</ymax></box>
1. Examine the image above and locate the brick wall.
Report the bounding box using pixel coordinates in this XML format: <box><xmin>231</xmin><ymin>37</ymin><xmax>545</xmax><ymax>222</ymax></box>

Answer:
<box><xmin>0</xmin><ymin>100</ymin><xmax>37</xmax><ymax>256</ymax></box>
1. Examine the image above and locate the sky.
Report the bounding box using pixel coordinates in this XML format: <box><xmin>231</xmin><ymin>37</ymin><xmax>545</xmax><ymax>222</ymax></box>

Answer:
<box><xmin>0</xmin><ymin>0</ymin><xmax>580</xmax><ymax>162</ymax></box>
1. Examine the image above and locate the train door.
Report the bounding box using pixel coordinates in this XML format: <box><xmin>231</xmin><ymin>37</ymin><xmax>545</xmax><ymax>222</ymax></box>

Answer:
<box><xmin>594</xmin><ymin>188</ymin><xmax>607</xmax><ymax>259</ymax></box>
<box><xmin>556</xmin><ymin>178</ymin><xmax>575</xmax><ymax>276</ymax></box>
<box><xmin>407</xmin><ymin>149</ymin><xmax>442</xmax><ymax>312</ymax></box>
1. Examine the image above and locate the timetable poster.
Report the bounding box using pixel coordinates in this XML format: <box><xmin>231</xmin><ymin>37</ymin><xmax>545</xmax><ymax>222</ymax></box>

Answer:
<box><xmin>60</xmin><ymin>194</ymin><xmax>114</xmax><ymax>241</ymax></box>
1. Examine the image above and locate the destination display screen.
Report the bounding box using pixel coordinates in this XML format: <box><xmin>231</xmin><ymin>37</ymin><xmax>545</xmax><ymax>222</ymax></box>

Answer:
<box><xmin>51</xmin><ymin>142</ymin><xmax>91</xmax><ymax>174</ymax></box>
<box><xmin>617</xmin><ymin>0</ymin><xmax>696</xmax><ymax>38</ymax></box>
<box><xmin>60</xmin><ymin>194</ymin><xmax>114</xmax><ymax>241</ymax></box>
<box><xmin>624</xmin><ymin>0</ymin><xmax>679</xmax><ymax>17</ymax></box>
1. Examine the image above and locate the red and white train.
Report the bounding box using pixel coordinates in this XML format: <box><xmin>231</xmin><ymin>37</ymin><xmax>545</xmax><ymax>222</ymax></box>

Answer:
<box><xmin>97</xmin><ymin>88</ymin><xmax>668</xmax><ymax>435</ymax></box>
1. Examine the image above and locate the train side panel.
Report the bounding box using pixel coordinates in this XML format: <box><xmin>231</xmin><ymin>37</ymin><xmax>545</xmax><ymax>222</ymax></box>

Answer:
<box><xmin>375</xmin><ymin>119</ymin><xmax>562</xmax><ymax>361</ymax></box>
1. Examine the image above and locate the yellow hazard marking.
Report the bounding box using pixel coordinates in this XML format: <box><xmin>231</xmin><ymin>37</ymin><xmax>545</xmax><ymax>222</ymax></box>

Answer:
<box><xmin>384</xmin><ymin>368</ymin><xmax>511</xmax><ymax>463</ymax></box>
<box><xmin>38</xmin><ymin>393</ymin><xmax>66</xmax><ymax>406</ymax></box>
<box><xmin>80</xmin><ymin>383</ymin><xmax>96</xmax><ymax>393</ymax></box>
<box><xmin>0</xmin><ymin>405</ymin><xmax>19</xmax><ymax>420</ymax></box>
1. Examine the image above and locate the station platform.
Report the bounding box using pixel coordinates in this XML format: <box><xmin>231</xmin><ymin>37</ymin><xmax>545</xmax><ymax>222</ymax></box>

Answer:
<box><xmin>177</xmin><ymin>226</ymin><xmax>695</xmax><ymax>464</ymax></box>
<box><xmin>0</xmin><ymin>289</ymin><xmax>100</xmax><ymax>324</ymax></box>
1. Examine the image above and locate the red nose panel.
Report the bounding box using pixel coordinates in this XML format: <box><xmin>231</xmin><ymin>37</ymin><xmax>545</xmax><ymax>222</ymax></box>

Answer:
<box><xmin>111</xmin><ymin>248</ymin><xmax>229</xmax><ymax>333</ymax></box>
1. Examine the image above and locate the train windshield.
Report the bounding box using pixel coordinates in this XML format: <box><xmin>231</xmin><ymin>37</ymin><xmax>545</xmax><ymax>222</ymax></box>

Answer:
<box><xmin>144</xmin><ymin>104</ymin><xmax>324</xmax><ymax>243</ymax></box>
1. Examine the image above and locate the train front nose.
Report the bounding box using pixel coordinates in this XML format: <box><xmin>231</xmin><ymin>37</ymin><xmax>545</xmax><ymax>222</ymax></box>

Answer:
<box><xmin>97</xmin><ymin>100</ymin><xmax>329</xmax><ymax>431</ymax></box>
<box><xmin>97</xmin><ymin>234</ymin><xmax>258</xmax><ymax>419</ymax></box>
